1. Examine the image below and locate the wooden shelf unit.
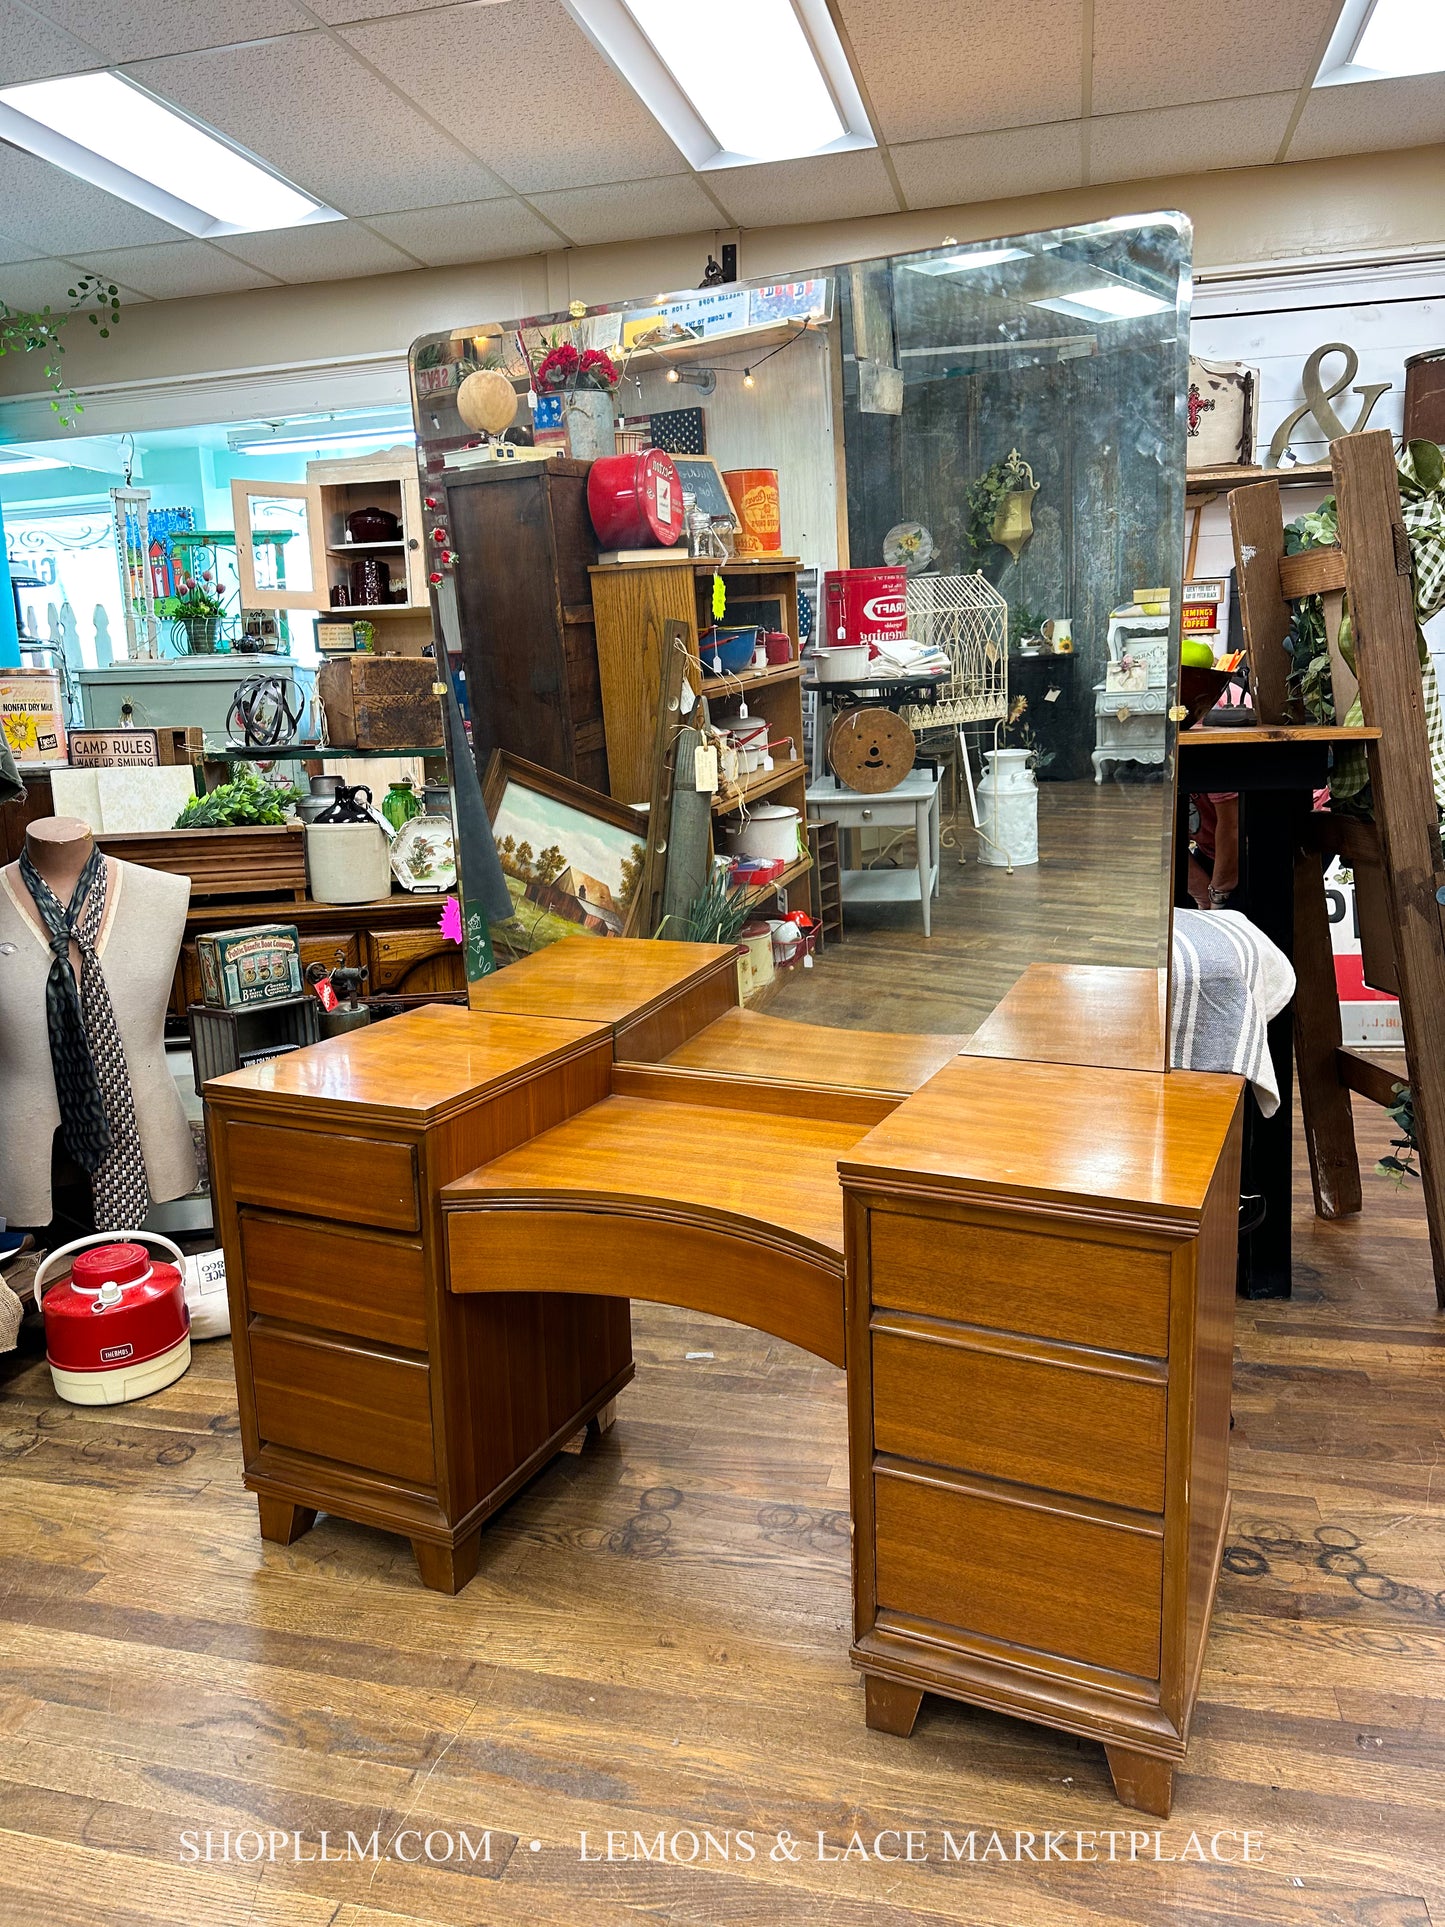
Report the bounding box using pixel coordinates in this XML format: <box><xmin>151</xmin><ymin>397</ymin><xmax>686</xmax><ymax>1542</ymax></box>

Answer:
<box><xmin>591</xmin><ymin>553</ymin><xmax>811</xmax><ymax>919</ymax></box>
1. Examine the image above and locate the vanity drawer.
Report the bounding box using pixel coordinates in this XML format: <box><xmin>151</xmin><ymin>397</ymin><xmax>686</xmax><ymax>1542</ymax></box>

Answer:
<box><xmin>239</xmin><ymin>1211</ymin><xmax>428</xmax><ymax>1351</ymax></box>
<box><xmin>869</xmin><ymin>1210</ymin><xmax>1171</xmax><ymax>1358</ymax></box>
<box><xmin>872</xmin><ymin>1324</ymin><xmax>1166</xmax><ymax>1513</ymax></box>
<box><xmin>249</xmin><ymin>1323</ymin><xmax>435</xmax><ymax>1487</ymax></box>
<box><xmin>874</xmin><ymin>1468</ymin><xmax>1163</xmax><ymax>1679</ymax></box>
<box><xmin>223</xmin><ymin>1120</ymin><xmax>419</xmax><ymax>1232</ymax></box>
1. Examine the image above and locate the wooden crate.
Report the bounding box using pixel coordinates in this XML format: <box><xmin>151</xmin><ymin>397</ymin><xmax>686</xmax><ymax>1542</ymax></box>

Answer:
<box><xmin>97</xmin><ymin>824</ymin><xmax>308</xmax><ymax>900</ymax></box>
<box><xmin>317</xmin><ymin>656</ymin><xmax>444</xmax><ymax>751</ymax></box>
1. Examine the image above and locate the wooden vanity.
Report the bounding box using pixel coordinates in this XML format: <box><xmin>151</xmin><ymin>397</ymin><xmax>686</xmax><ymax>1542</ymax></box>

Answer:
<box><xmin>207</xmin><ymin>939</ymin><xmax>1242</xmax><ymax>1815</ymax></box>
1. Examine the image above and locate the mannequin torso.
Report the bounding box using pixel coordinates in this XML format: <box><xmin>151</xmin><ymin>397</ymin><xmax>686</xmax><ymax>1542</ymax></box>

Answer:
<box><xmin>0</xmin><ymin>822</ymin><xmax>196</xmax><ymax>1226</ymax></box>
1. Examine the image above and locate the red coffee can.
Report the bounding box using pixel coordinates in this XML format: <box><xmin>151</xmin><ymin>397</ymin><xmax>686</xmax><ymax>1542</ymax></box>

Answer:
<box><xmin>587</xmin><ymin>449</ymin><xmax>685</xmax><ymax>550</ymax></box>
<box><xmin>823</xmin><ymin>568</ymin><xmax>908</xmax><ymax>651</ymax></box>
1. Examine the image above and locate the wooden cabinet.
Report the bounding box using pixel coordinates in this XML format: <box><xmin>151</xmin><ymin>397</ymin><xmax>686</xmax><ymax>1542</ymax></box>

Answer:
<box><xmin>174</xmin><ymin>896</ymin><xmax>465</xmax><ymax>1020</ymax></box>
<box><xmin>590</xmin><ymin>553</ymin><xmax>812</xmax><ymax>921</ymax></box>
<box><xmin>231</xmin><ymin>447</ymin><xmax>432</xmax><ymax>657</ymax></box>
<box><xmin>442</xmin><ymin>459</ymin><xmax>608</xmax><ymax>792</ymax></box>
<box><xmin>206</xmin><ymin>1004</ymin><xmax>634</xmax><ymax>1592</ymax></box>
<box><xmin>842</xmin><ymin>1053</ymin><xmax>1243</xmax><ymax>1819</ymax></box>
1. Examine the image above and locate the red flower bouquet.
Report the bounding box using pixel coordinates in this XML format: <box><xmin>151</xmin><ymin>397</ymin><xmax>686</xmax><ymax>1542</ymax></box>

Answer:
<box><xmin>535</xmin><ymin>342</ymin><xmax>580</xmax><ymax>389</ymax></box>
<box><xmin>577</xmin><ymin>347</ymin><xmax>620</xmax><ymax>391</ymax></box>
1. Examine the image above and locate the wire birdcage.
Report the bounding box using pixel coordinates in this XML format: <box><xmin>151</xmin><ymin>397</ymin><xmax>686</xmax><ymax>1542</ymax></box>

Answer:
<box><xmin>902</xmin><ymin>572</ymin><xmax>1009</xmax><ymax>732</ymax></box>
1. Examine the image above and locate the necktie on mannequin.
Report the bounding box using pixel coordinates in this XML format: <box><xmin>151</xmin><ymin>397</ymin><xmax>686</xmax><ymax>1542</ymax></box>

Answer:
<box><xmin>19</xmin><ymin>847</ymin><xmax>151</xmax><ymax>1231</ymax></box>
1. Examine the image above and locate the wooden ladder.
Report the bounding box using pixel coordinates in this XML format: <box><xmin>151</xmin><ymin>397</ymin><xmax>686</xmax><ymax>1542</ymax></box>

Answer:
<box><xmin>1230</xmin><ymin>429</ymin><xmax>1445</xmax><ymax>1305</ymax></box>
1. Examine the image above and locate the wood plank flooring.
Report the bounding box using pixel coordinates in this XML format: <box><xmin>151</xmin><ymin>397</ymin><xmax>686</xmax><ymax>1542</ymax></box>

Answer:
<box><xmin>0</xmin><ymin>1099</ymin><xmax>1441</xmax><ymax>1926</ymax></box>
<box><xmin>772</xmin><ymin>778</ymin><xmax>1170</xmax><ymax>1037</ymax></box>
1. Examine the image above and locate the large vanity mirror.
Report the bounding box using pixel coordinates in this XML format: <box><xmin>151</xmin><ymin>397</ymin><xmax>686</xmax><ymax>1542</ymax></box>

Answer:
<box><xmin>409</xmin><ymin>211</ymin><xmax>1191</xmax><ymax>1073</ymax></box>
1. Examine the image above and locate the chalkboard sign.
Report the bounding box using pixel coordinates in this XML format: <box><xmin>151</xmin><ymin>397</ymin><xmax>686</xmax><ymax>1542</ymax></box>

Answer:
<box><xmin>671</xmin><ymin>455</ymin><xmax>736</xmax><ymax>525</ymax></box>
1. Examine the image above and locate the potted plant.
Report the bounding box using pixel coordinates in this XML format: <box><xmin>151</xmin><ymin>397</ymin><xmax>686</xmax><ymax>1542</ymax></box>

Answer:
<box><xmin>965</xmin><ymin>449</ymin><xmax>1038</xmax><ymax>561</ymax></box>
<box><xmin>534</xmin><ymin>340</ymin><xmax>621</xmax><ymax>462</ymax></box>
<box><xmin>166</xmin><ymin>572</ymin><xmax>227</xmax><ymax>654</ymax></box>
<box><xmin>0</xmin><ymin>275</ymin><xmax>120</xmax><ymax>423</ymax></box>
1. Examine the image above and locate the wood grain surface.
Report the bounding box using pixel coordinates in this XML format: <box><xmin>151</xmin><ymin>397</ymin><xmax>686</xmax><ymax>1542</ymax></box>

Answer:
<box><xmin>844</xmin><ymin>1055</ymin><xmax>1244</xmax><ymax>1221</ymax></box>
<box><xmin>656</xmin><ymin>1007</ymin><xmax>967</xmax><ymax>1094</ymax></box>
<box><xmin>0</xmin><ymin>1102</ymin><xmax>1440</xmax><ymax>1925</ymax></box>
<box><xmin>962</xmin><ymin>963</ymin><xmax>1166</xmax><ymax>1072</ymax></box>
<box><xmin>465</xmin><ymin>935</ymin><xmax>737</xmax><ymax>1030</ymax></box>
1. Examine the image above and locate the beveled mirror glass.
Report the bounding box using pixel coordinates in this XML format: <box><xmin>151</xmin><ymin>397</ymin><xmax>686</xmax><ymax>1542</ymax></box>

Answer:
<box><xmin>409</xmin><ymin>211</ymin><xmax>1190</xmax><ymax>1072</ymax></box>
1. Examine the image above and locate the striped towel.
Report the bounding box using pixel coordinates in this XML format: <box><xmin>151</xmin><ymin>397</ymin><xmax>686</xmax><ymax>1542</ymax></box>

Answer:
<box><xmin>1171</xmin><ymin>910</ymin><xmax>1296</xmax><ymax>1116</ymax></box>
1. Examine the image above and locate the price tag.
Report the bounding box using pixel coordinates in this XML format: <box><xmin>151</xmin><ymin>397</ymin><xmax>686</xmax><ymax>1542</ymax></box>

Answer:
<box><xmin>694</xmin><ymin>743</ymin><xmax>719</xmax><ymax>792</ymax></box>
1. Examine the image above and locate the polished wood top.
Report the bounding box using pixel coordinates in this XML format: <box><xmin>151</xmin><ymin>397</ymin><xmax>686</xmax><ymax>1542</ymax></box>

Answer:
<box><xmin>1177</xmin><ymin>724</ymin><xmax>1379</xmax><ymax>747</ymax></box>
<box><xmin>205</xmin><ymin>1003</ymin><xmax>610</xmax><ymax>1126</ymax></box>
<box><xmin>467</xmin><ymin>936</ymin><xmax>737</xmax><ymax>1028</ymax></box>
<box><xmin>445</xmin><ymin>1093</ymin><xmax>864</xmax><ymax>1264</ymax></box>
<box><xmin>964</xmin><ymin>964</ymin><xmax>1166</xmax><ymax>1073</ymax></box>
<box><xmin>843</xmin><ymin>1054</ymin><xmax>1243</xmax><ymax>1221</ymax></box>
<box><xmin>656</xmin><ymin>1008</ymin><xmax>967</xmax><ymax>1095</ymax></box>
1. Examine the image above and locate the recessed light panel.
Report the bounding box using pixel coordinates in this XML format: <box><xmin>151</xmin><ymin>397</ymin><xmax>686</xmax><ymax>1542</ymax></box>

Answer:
<box><xmin>560</xmin><ymin>0</ymin><xmax>874</xmax><ymax>168</ymax></box>
<box><xmin>0</xmin><ymin>73</ymin><xmax>341</xmax><ymax>235</ymax></box>
<box><xmin>1034</xmin><ymin>286</ymin><xmax>1172</xmax><ymax>321</ymax></box>
<box><xmin>1315</xmin><ymin>0</ymin><xmax>1445</xmax><ymax>85</ymax></box>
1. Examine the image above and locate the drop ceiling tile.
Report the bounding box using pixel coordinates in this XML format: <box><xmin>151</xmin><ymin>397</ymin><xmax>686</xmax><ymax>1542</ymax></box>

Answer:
<box><xmin>366</xmin><ymin>197</ymin><xmax>562</xmax><ymax>265</ymax></box>
<box><xmin>307</xmin><ymin>0</ymin><xmax>509</xmax><ymax>19</ymax></box>
<box><xmin>1089</xmin><ymin>93</ymin><xmax>1296</xmax><ymax>184</ymax></box>
<box><xmin>0</xmin><ymin>230</ymin><xmax>44</xmax><ymax>266</ymax></box>
<box><xmin>529</xmin><ymin>175</ymin><xmax>725</xmax><ymax>246</ymax></box>
<box><xmin>126</xmin><ymin>32</ymin><xmax>509</xmax><ymax>217</ymax></box>
<box><xmin>891</xmin><ymin>121</ymin><xmax>1086</xmax><ymax>209</ymax></box>
<box><xmin>74</xmin><ymin>241</ymin><xmax>283</xmax><ymax>299</ymax></box>
<box><xmin>0</xmin><ymin>145</ymin><xmax>182</xmax><ymax>250</ymax></box>
<box><xmin>216</xmin><ymin>219</ymin><xmax>419</xmax><ymax>282</ymax></box>
<box><xmin>0</xmin><ymin>258</ymin><xmax>148</xmax><ymax>306</ymax></box>
<box><xmin>341</xmin><ymin>0</ymin><xmax>683</xmax><ymax>192</ymax></box>
<box><xmin>838</xmin><ymin>0</ymin><xmax>1084</xmax><ymax>142</ymax></box>
<box><xmin>0</xmin><ymin>0</ymin><xmax>103</xmax><ymax>79</ymax></box>
<box><xmin>1286</xmin><ymin>73</ymin><xmax>1445</xmax><ymax>162</ymax></box>
<box><xmin>26</xmin><ymin>0</ymin><xmax>310</xmax><ymax>62</ymax></box>
<box><xmin>706</xmin><ymin>150</ymin><xmax>900</xmax><ymax>229</ymax></box>
<box><xmin>1091</xmin><ymin>0</ymin><xmax>1340</xmax><ymax>115</ymax></box>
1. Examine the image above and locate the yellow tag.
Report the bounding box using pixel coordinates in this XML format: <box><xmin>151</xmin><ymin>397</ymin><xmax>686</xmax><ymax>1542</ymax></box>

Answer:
<box><xmin>712</xmin><ymin>573</ymin><xmax>725</xmax><ymax>621</ymax></box>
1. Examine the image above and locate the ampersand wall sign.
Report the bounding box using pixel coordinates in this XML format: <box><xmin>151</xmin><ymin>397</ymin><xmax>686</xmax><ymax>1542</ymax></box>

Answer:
<box><xmin>1268</xmin><ymin>341</ymin><xmax>1392</xmax><ymax>467</ymax></box>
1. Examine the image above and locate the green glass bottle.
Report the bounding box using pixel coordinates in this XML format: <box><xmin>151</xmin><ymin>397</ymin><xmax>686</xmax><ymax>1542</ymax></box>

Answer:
<box><xmin>382</xmin><ymin>778</ymin><xmax>421</xmax><ymax>832</ymax></box>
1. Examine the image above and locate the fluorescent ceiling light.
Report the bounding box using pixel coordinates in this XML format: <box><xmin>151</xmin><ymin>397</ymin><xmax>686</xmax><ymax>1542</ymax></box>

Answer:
<box><xmin>0</xmin><ymin>72</ymin><xmax>341</xmax><ymax>236</ymax></box>
<box><xmin>905</xmin><ymin>247</ymin><xmax>1031</xmax><ymax>277</ymax></box>
<box><xmin>227</xmin><ymin>424</ymin><xmax>415</xmax><ymax>457</ymax></box>
<box><xmin>1034</xmin><ymin>285</ymin><xmax>1172</xmax><ymax>320</ymax></box>
<box><xmin>559</xmin><ymin>0</ymin><xmax>873</xmax><ymax>168</ymax></box>
<box><xmin>0</xmin><ymin>449</ymin><xmax>65</xmax><ymax>473</ymax></box>
<box><xmin>1315</xmin><ymin>0</ymin><xmax>1445</xmax><ymax>84</ymax></box>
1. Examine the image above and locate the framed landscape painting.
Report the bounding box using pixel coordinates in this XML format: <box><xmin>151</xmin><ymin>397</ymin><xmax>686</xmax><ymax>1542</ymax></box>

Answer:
<box><xmin>482</xmin><ymin>751</ymin><xmax>647</xmax><ymax>957</ymax></box>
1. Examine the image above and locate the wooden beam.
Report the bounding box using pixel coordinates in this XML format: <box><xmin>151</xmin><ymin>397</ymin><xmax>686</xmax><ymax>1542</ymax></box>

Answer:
<box><xmin>1293</xmin><ymin>845</ymin><xmax>1362</xmax><ymax>1219</ymax></box>
<box><xmin>1229</xmin><ymin>480</ymin><xmax>1294</xmax><ymax>723</ymax></box>
<box><xmin>1279</xmin><ymin>548</ymin><xmax>1348</xmax><ymax>598</ymax></box>
<box><xmin>1333</xmin><ymin>430</ymin><xmax>1445</xmax><ymax>1304</ymax></box>
<box><xmin>1337</xmin><ymin>1048</ymin><xmax>1406</xmax><ymax>1110</ymax></box>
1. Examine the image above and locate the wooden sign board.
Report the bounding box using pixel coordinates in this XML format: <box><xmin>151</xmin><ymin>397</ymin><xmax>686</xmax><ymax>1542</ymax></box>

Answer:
<box><xmin>69</xmin><ymin>725</ymin><xmax>201</xmax><ymax>768</ymax></box>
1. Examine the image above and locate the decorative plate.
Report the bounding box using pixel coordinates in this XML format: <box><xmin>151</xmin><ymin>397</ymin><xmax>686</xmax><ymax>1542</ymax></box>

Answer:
<box><xmin>390</xmin><ymin>814</ymin><xmax>456</xmax><ymax>893</ymax></box>
<box><xmin>882</xmin><ymin>522</ymin><xmax>936</xmax><ymax>574</ymax></box>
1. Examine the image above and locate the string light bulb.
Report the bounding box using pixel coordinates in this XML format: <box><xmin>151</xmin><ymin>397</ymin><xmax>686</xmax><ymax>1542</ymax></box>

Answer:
<box><xmin>665</xmin><ymin>366</ymin><xmax>681</xmax><ymax>383</ymax></box>
<box><xmin>742</xmin><ymin>368</ymin><xmax>755</xmax><ymax>388</ymax></box>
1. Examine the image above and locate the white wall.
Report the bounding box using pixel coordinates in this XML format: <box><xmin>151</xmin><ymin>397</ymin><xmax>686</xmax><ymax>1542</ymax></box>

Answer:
<box><xmin>1188</xmin><ymin>253</ymin><xmax>1445</xmax><ymax>588</ymax></box>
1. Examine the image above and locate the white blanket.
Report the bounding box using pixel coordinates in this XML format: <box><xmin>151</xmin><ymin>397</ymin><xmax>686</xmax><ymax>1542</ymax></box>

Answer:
<box><xmin>1170</xmin><ymin>909</ymin><xmax>1296</xmax><ymax>1115</ymax></box>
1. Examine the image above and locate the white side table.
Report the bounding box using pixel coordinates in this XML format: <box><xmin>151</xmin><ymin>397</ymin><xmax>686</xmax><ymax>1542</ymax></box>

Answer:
<box><xmin>805</xmin><ymin>769</ymin><xmax>941</xmax><ymax>937</ymax></box>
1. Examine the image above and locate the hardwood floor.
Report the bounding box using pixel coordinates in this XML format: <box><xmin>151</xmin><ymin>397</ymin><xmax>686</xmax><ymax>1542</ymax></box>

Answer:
<box><xmin>0</xmin><ymin>1099</ymin><xmax>1441</xmax><ymax>1926</ymax></box>
<box><xmin>773</xmin><ymin>777</ymin><xmax>1171</xmax><ymax>1037</ymax></box>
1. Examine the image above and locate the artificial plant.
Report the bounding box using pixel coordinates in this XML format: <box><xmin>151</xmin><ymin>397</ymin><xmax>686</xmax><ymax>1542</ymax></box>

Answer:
<box><xmin>965</xmin><ymin>449</ymin><xmax>1035</xmax><ymax>558</ymax></box>
<box><xmin>0</xmin><ymin>276</ymin><xmax>121</xmax><ymax>423</ymax></box>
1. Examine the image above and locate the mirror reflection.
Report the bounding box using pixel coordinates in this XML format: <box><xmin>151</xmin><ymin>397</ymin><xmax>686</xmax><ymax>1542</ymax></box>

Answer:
<box><xmin>409</xmin><ymin>213</ymin><xmax>1189</xmax><ymax>1071</ymax></box>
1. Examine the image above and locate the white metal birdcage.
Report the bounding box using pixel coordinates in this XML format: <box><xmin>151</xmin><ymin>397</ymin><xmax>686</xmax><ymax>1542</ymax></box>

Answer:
<box><xmin>902</xmin><ymin>572</ymin><xmax>1009</xmax><ymax>732</ymax></box>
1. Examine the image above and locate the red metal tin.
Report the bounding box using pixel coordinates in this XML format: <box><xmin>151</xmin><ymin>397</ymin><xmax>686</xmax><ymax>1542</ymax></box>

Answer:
<box><xmin>586</xmin><ymin>449</ymin><xmax>685</xmax><ymax>550</ymax></box>
<box><xmin>823</xmin><ymin>567</ymin><xmax>908</xmax><ymax>651</ymax></box>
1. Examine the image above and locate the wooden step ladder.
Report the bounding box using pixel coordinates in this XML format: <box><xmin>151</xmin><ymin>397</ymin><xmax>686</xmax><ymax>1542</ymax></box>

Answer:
<box><xmin>1229</xmin><ymin>429</ymin><xmax>1445</xmax><ymax>1305</ymax></box>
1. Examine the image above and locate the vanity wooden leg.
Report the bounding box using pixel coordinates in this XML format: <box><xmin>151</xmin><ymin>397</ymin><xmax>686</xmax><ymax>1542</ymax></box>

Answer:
<box><xmin>257</xmin><ymin>1497</ymin><xmax>317</xmax><ymax>1545</ymax></box>
<box><xmin>587</xmin><ymin>1397</ymin><xmax>619</xmax><ymax>1441</ymax></box>
<box><xmin>1104</xmin><ymin>1745</ymin><xmax>1175</xmax><ymax>1818</ymax></box>
<box><xmin>864</xmin><ymin>1675</ymin><xmax>924</xmax><ymax>1738</ymax></box>
<box><xmin>412</xmin><ymin>1533</ymin><xmax>481</xmax><ymax>1595</ymax></box>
